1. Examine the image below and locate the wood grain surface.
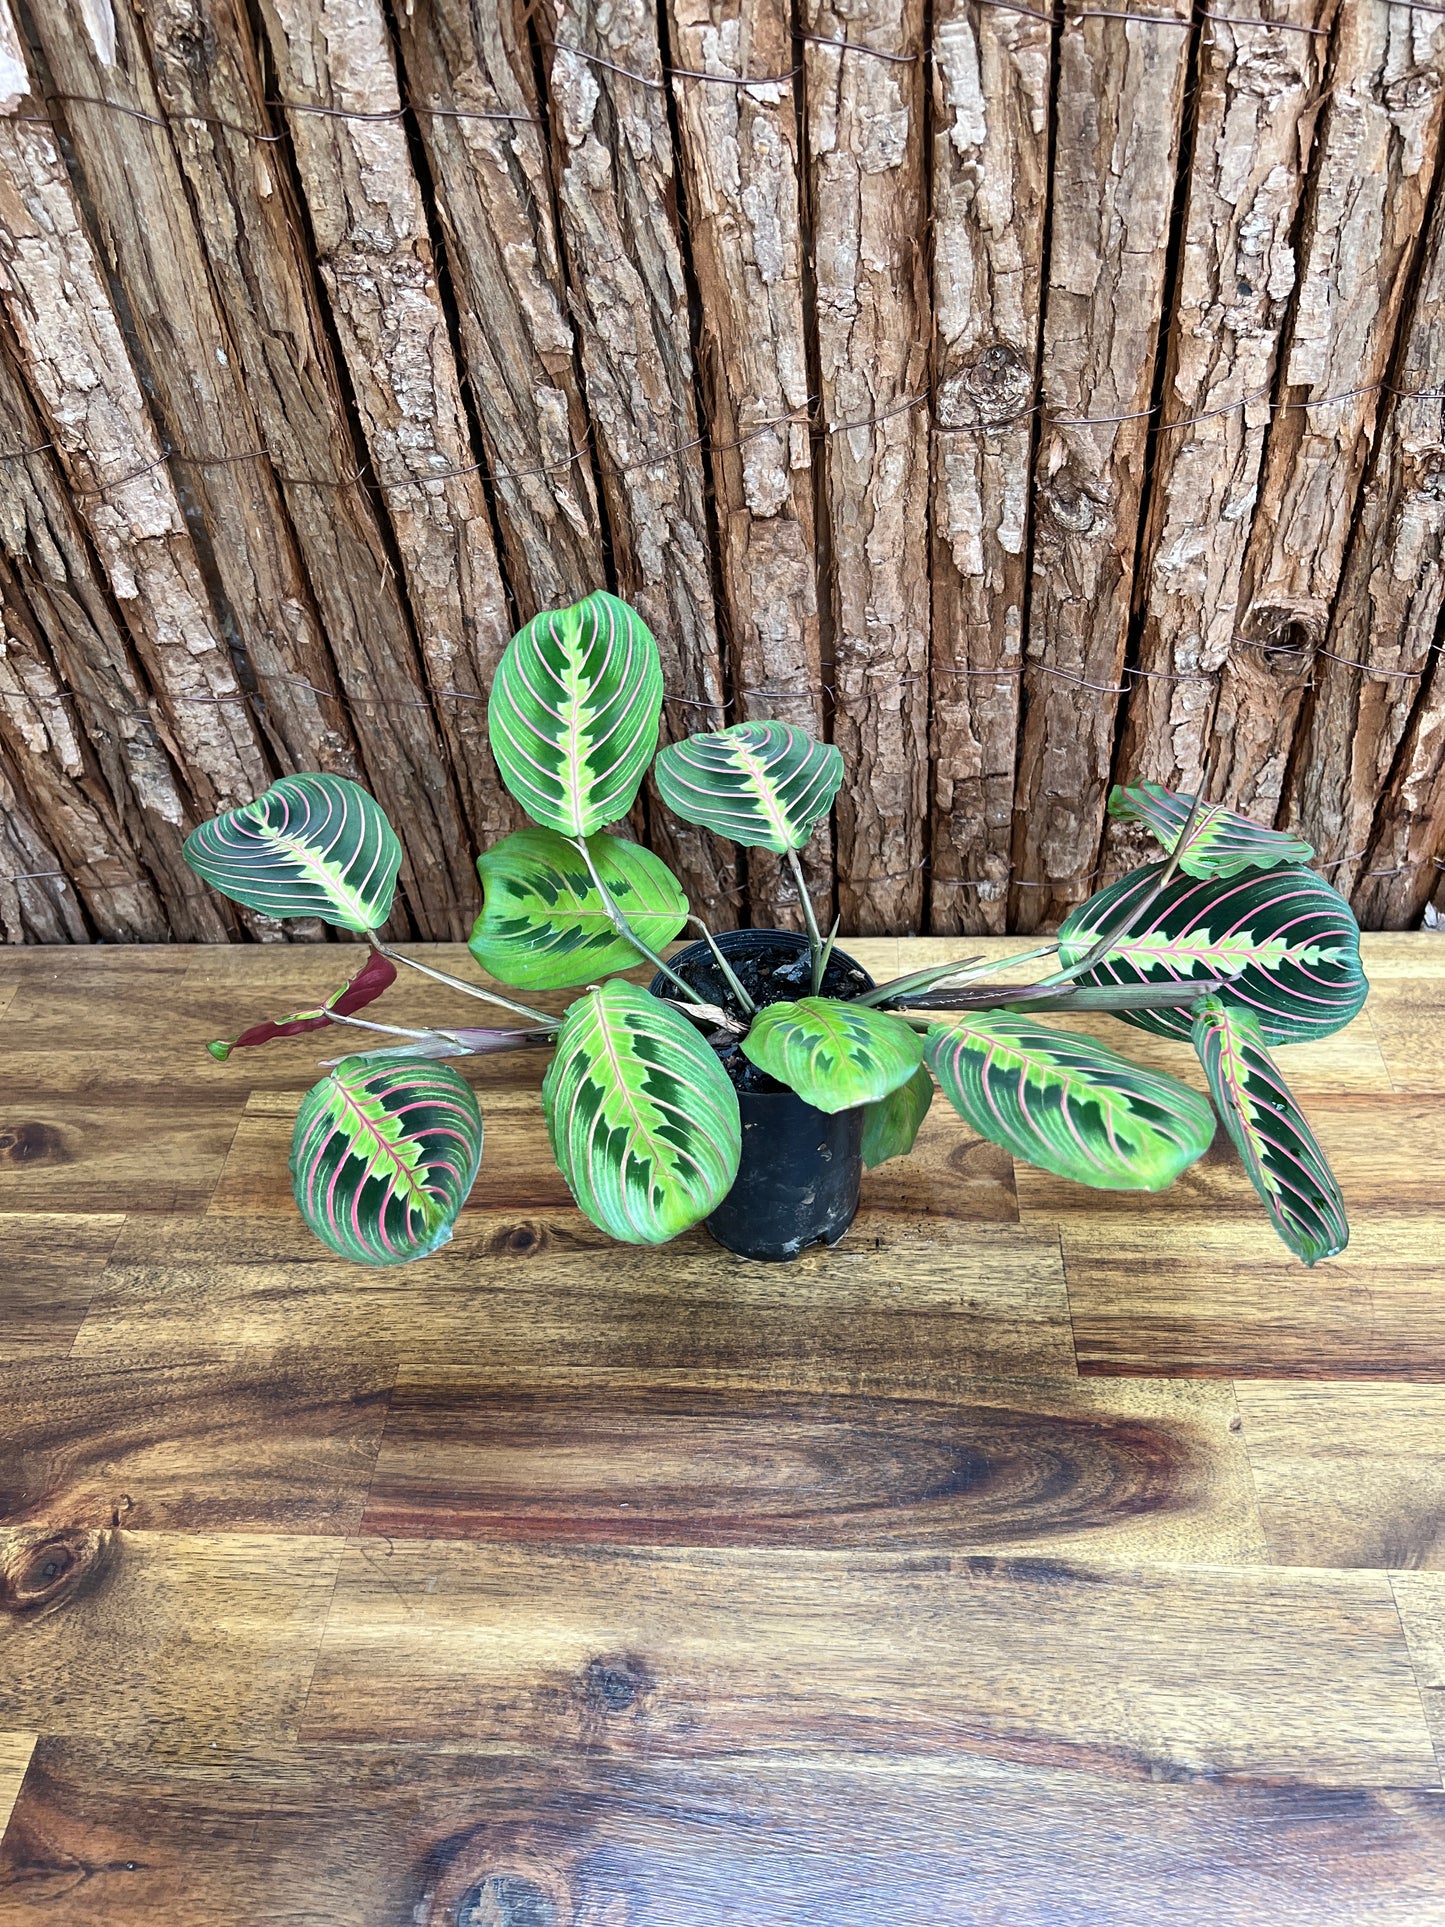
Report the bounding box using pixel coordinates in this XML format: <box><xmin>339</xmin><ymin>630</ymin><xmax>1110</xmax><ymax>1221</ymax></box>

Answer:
<box><xmin>1</xmin><ymin>939</ymin><xmax>1444</xmax><ymax>1920</ymax></box>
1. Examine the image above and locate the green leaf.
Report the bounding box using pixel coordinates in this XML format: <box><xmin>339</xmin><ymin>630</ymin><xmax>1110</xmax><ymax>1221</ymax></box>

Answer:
<box><xmin>861</xmin><ymin>1062</ymin><xmax>934</xmax><ymax>1169</ymax></box>
<box><xmin>741</xmin><ymin>998</ymin><xmax>924</xmax><ymax>1114</ymax></box>
<box><xmin>543</xmin><ymin>981</ymin><xmax>742</xmax><ymax>1244</ymax></box>
<box><xmin>290</xmin><ymin>1055</ymin><xmax>483</xmax><ymax>1266</ymax></box>
<box><xmin>654</xmin><ymin>720</ymin><xmax>843</xmax><ymax>852</ymax></box>
<box><xmin>487</xmin><ymin>591</ymin><xmax>663</xmax><ymax>835</ymax></box>
<box><xmin>1191</xmin><ymin>996</ymin><xmax>1348</xmax><ymax>1266</ymax></box>
<box><xmin>1109</xmin><ymin>780</ymin><xmax>1314</xmax><ymax>879</ymax></box>
<box><xmin>925</xmin><ymin>1012</ymin><xmax>1215</xmax><ymax>1191</ymax></box>
<box><xmin>469</xmin><ymin>827</ymin><xmax>687</xmax><ymax>990</ymax></box>
<box><xmin>1057</xmin><ymin>863</ymin><xmax>1367</xmax><ymax>1046</ymax></box>
<box><xmin>183</xmin><ymin>773</ymin><xmax>402</xmax><ymax>930</ymax></box>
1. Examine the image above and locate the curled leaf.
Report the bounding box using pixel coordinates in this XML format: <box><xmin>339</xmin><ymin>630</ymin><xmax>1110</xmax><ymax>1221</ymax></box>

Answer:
<box><xmin>290</xmin><ymin>1055</ymin><xmax>483</xmax><ymax>1267</ymax></box>
<box><xmin>184</xmin><ymin>773</ymin><xmax>402</xmax><ymax>930</ymax></box>
<box><xmin>654</xmin><ymin>720</ymin><xmax>843</xmax><ymax>852</ymax></box>
<box><xmin>1109</xmin><ymin>780</ymin><xmax>1314</xmax><ymax>878</ymax></box>
<box><xmin>861</xmin><ymin>1063</ymin><xmax>935</xmax><ymax>1169</ymax></box>
<box><xmin>321</xmin><ymin>1025</ymin><xmax>554</xmax><ymax>1066</ymax></box>
<box><xmin>207</xmin><ymin>948</ymin><xmax>397</xmax><ymax>1061</ymax></box>
<box><xmin>1191</xmin><ymin>995</ymin><xmax>1348</xmax><ymax>1266</ymax></box>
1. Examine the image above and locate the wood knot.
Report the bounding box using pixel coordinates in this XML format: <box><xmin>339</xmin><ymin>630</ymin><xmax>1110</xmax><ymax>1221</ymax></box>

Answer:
<box><xmin>583</xmin><ymin>1654</ymin><xmax>647</xmax><ymax>1715</ymax></box>
<box><xmin>0</xmin><ymin>1120</ymin><xmax>71</xmax><ymax>1166</ymax></box>
<box><xmin>1411</xmin><ymin>449</ymin><xmax>1445</xmax><ymax>501</ymax></box>
<box><xmin>488</xmin><ymin>1221</ymin><xmax>547</xmax><ymax>1258</ymax></box>
<box><xmin>1042</xmin><ymin>476</ymin><xmax>1098</xmax><ymax>536</ymax></box>
<box><xmin>936</xmin><ymin>345</ymin><xmax>1032</xmax><ymax>427</ymax></box>
<box><xmin>0</xmin><ymin>1527</ymin><xmax>113</xmax><ymax>1618</ymax></box>
<box><xmin>1241</xmin><ymin>597</ymin><xmax>1328</xmax><ymax>649</ymax></box>
<box><xmin>456</xmin><ymin>1873</ymin><xmax>559</xmax><ymax>1927</ymax></box>
<box><xmin>1386</xmin><ymin>69</ymin><xmax>1440</xmax><ymax>115</ymax></box>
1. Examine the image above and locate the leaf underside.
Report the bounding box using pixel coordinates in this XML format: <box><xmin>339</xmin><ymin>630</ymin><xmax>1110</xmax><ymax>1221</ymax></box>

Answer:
<box><xmin>653</xmin><ymin>720</ymin><xmax>843</xmax><ymax>853</ymax></box>
<box><xmin>1192</xmin><ymin>996</ymin><xmax>1349</xmax><ymax>1265</ymax></box>
<box><xmin>208</xmin><ymin>948</ymin><xmax>398</xmax><ymax>1060</ymax></box>
<box><xmin>1057</xmin><ymin>863</ymin><xmax>1367</xmax><ymax>1046</ymax></box>
<box><xmin>925</xmin><ymin>1011</ymin><xmax>1215</xmax><ymax>1191</ymax></box>
<box><xmin>860</xmin><ymin>1062</ymin><xmax>935</xmax><ymax>1169</ymax></box>
<box><xmin>742</xmin><ymin>998</ymin><xmax>925</xmax><ymax>1114</ymax></box>
<box><xmin>543</xmin><ymin>981</ymin><xmax>742</xmax><ymax>1245</ymax></box>
<box><xmin>487</xmin><ymin>591</ymin><xmax>663</xmax><ymax>836</ymax></box>
<box><xmin>469</xmin><ymin>826</ymin><xmax>687</xmax><ymax>989</ymax></box>
<box><xmin>290</xmin><ymin>1055</ymin><xmax>483</xmax><ymax>1266</ymax></box>
<box><xmin>184</xmin><ymin>773</ymin><xmax>402</xmax><ymax>930</ymax></box>
<box><xmin>1109</xmin><ymin>780</ymin><xmax>1315</xmax><ymax>879</ymax></box>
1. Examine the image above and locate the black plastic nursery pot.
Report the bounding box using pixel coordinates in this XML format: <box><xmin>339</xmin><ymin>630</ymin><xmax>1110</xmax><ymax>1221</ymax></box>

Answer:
<box><xmin>649</xmin><ymin>928</ymin><xmax>875</xmax><ymax>1264</ymax></box>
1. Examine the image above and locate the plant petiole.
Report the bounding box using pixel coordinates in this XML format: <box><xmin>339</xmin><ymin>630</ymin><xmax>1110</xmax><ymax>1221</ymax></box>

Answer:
<box><xmin>571</xmin><ymin>837</ymin><xmax>707</xmax><ymax>1005</ymax></box>
<box><xmin>859</xmin><ymin>944</ymin><xmax>1061</xmax><ymax>1008</ymax></box>
<box><xmin>369</xmin><ymin>935</ymin><xmax>555</xmax><ymax>1025</ymax></box>
<box><xmin>813</xmin><ymin>914</ymin><xmax>840</xmax><ymax>997</ymax></box>
<box><xmin>326</xmin><ymin>1011</ymin><xmax>436</xmax><ymax>1038</ymax></box>
<box><xmin>785</xmin><ymin>847</ymin><xmax>826</xmax><ymax>992</ymax></box>
<box><xmin>687</xmin><ymin>917</ymin><xmax>757</xmax><ymax>1016</ymax></box>
<box><xmin>1037</xmin><ymin>764</ymin><xmax>1214</xmax><ymax>988</ymax></box>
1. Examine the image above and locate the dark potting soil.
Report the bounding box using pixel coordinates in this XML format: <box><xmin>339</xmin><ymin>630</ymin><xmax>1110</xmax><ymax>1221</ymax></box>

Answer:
<box><xmin>668</xmin><ymin>937</ymin><xmax>873</xmax><ymax>1095</ymax></box>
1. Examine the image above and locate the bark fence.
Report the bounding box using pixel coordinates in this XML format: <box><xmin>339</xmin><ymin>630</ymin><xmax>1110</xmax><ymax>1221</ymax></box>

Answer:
<box><xmin>1</xmin><ymin>0</ymin><xmax>1443</xmax><ymax>942</ymax></box>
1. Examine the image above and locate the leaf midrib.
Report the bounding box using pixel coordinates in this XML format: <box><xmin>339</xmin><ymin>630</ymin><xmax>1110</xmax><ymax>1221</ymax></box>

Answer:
<box><xmin>944</xmin><ymin>1020</ymin><xmax>1180</xmax><ymax>1138</ymax></box>
<box><xmin>331</xmin><ymin>1079</ymin><xmax>439</xmax><ymax>1223</ymax></box>
<box><xmin>256</xmin><ymin>821</ymin><xmax>375</xmax><ymax>927</ymax></box>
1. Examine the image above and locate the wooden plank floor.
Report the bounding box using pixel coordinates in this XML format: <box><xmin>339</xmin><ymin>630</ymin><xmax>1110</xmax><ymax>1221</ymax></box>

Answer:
<box><xmin>1</xmin><ymin>936</ymin><xmax>1443</xmax><ymax>1925</ymax></box>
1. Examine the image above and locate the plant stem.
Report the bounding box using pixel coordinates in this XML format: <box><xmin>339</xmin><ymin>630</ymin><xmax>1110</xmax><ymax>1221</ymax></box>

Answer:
<box><xmin>327</xmin><ymin>1011</ymin><xmax>435</xmax><ymax>1038</ymax></box>
<box><xmin>371</xmin><ymin>937</ymin><xmax>554</xmax><ymax>1025</ymax></box>
<box><xmin>571</xmin><ymin>837</ymin><xmax>706</xmax><ymax>1005</ymax></box>
<box><xmin>857</xmin><ymin>942</ymin><xmax>1060</xmax><ymax>1008</ymax></box>
<box><xmin>687</xmin><ymin>916</ymin><xmax>756</xmax><ymax>1015</ymax></box>
<box><xmin>785</xmin><ymin>847</ymin><xmax>825</xmax><ymax>989</ymax></box>
<box><xmin>813</xmin><ymin>914</ymin><xmax>839</xmax><ymax>998</ymax></box>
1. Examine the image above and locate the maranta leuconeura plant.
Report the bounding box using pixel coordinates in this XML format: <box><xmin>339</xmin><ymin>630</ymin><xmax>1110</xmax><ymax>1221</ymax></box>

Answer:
<box><xmin>182</xmin><ymin>591</ymin><xmax>1367</xmax><ymax>1268</ymax></box>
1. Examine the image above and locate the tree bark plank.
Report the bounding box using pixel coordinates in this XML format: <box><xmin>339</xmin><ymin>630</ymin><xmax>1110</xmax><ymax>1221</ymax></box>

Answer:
<box><xmin>537</xmin><ymin>0</ymin><xmax>735</xmax><ymax>926</ymax></box>
<box><xmin>1010</xmin><ymin>11</ymin><xmax>1192</xmax><ymax>931</ymax></box>
<box><xmin>1207</xmin><ymin>1</ymin><xmax>1445</xmax><ymax>827</ymax></box>
<box><xmin>0</xmin><ymin>738</ymin><xmax>87</xmax><ymax>941</ymax></box>
<box><xmin>1353</xmin><ymin>653</ymin><xmax>1445</xmax><ymax>928</ymax></box>
<box><xmin>0</xmin><ymin>109</ymin><xmax>273</xmax><ymax>824</ymax></box>
<box><xmin>1284</xmin><ymin>157</ymin><xmax>1445</xmax><ymax>891</ymax></box>
<box><xmin>0</xmin><ymin>314</ymin><xmax>232</xmax><ymax>939</ymax></box>
<box><xmin>389</xmin><ymin>0</ymin><xmax>605</xmax><ymax>619</ymax></box>
<box><xmin>257</xmin><ymin>0</ymin><xmax>519</xmax><ymax>929</ymax></box>
<box><xmin>135</xmin><ymin>0</ymin><xmax>483</xmax><ymax>940</ymax></box>
<box><xmin>0</xmin><ymin>576</ymin><xmax>166</xmax><ymax>939</ymax></box>
<box><xmin>802</xmin><ymin>0</ymin><xmax>930</xmax><ymax>936</ymax></box>
<box><xmin>21</xmin><ymin>0</ymin><xmax>369</xmax><ymax>801</ymax></box>
<box><xmin>1104</xmin><ymin>0</ymin><xmax>1334</xmax><ymax>884</ymax></box>
<box><xmin>927</xmin><ymin>0</ymin><xmax>1050</xmax><ymax>934</ymax></box>
<box><xmin>666</xmin><ymin>0</ymin><xmax>828</xmax><ymax>927</ymax></box>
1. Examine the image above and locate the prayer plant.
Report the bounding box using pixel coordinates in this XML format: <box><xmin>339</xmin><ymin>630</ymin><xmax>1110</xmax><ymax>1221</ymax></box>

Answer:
<box><xmin>183</xmin><ymin>590</ymin><xmax>1367</xmax><ymax>1269</ymax></box>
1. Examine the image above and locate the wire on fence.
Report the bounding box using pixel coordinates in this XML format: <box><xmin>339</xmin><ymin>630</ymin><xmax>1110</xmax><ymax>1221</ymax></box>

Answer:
<box><xmin>11</xmin><ymin>365</ymin><xmax>1442</xmax><ymax>501</ymax></box>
